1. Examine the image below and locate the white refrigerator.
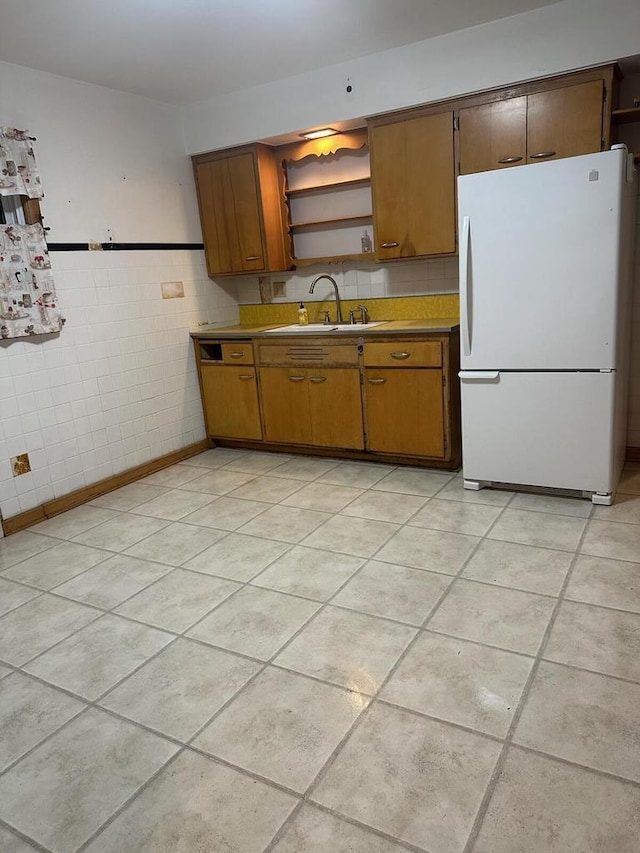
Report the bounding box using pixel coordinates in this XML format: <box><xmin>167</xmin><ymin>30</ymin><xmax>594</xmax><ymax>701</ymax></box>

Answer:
<box><xmin>457</xmin><ymin>145</ymin><xmax>637</xmax><ymax>505</ymax></box>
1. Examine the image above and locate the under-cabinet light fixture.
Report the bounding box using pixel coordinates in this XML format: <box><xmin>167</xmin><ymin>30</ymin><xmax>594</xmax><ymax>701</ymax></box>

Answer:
<box><xmin>299</xmin><ymin>127</ymin><xmax>340</xmax><ymax>140</ymax></box>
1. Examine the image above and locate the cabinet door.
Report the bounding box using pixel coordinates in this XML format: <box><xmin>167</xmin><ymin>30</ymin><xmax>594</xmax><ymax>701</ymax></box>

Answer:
<box><xmin>307</xmin><ymin>369</ymin><xmax>364</xmax><ymax>450</ymax></box>
<box><xmin>459</xmin><ymin>97</ymin><xmax>527</xmax><ymax>175</ymax></box>
<box><xmin>259</xmin><ymin>367</ymin><xmax>311</xmax><ymax>444</ymax></box>
<box><xmin>526</xmin><ymin>80</ymin><xmax>604</xmax><ymax>164</ymax></box>
<box><xmin>370</xmin><ymin>112</ymin><xmax>455</xmax><ymax>259</ymax></box>
<box><xmin>365</xmin><ymin>369</ymin><xmax>444</xmax><ymax>458</ymax></box>
<box><xmin>201</xmin><ymin>365</ymin><xmax>262</xmax><ymax>440</ymax></box>
<box><xmin>195</xmin><ymin>152</ymin><xmax>265</xmax><ymax>276</ymax></box>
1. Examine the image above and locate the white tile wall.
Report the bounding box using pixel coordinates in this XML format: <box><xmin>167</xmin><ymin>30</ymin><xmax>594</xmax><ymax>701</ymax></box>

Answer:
<box><xmin>234</xmin><ymin>257</ymin><xmax>460</xmax><ymax>311</ymax></box>
<box><xmin>0</xmin><ymin>249</ymin><xmax>238</xmax><ymax>519</ymax></box>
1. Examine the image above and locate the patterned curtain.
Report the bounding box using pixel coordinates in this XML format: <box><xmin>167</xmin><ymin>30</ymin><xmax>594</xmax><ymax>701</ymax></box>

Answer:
<box><xmin>0</xmin><ymin>128</ymin><xmax>63</xmax><ymax>339</ymax></box>
<box><xmin>0</xmin><ymin>223</ymin><xmax>63</xmax><ymax>338</ymax></box>
<box><xmin>0</xmin><ymin>128</ymin><xmax>42</xmax><ymax>198</ymax></box>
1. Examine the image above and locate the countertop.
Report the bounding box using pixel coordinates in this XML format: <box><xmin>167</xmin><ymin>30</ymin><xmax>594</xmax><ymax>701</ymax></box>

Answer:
<box><xmin>191</xmin><ymin>317</ymin><xmax>459</xmax><ymax>339</ymax></box>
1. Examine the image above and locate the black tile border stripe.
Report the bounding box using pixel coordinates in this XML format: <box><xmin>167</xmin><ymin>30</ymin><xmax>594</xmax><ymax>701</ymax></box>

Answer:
<box><xmin>47</xmin><ymin>242</ymin><xmax>204</xmax><ymax>252</ymax></box>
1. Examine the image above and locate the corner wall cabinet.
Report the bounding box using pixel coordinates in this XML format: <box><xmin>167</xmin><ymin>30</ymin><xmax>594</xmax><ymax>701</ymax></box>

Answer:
<box><xmin>192</xmin><ymin>144</ymin><xmax>291</xmax><ymax>276</ymax></box>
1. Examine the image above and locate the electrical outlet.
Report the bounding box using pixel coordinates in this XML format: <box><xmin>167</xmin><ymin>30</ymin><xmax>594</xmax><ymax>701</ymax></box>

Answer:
<box><xmin>11</xmin><ymin>453</ymin><xmax>31</xmax><ymax>477</ymax></box>
<box><xmin>272</xmin><ymin>280</ymin><xmax>286</xmax><ymax>298</ymax></box>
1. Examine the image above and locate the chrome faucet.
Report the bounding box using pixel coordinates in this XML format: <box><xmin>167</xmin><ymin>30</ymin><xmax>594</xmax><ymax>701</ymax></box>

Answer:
<box><xmin>309</xmin><ymin>274</ymin><xmax>344</xmax><ymax>324</ymax></box>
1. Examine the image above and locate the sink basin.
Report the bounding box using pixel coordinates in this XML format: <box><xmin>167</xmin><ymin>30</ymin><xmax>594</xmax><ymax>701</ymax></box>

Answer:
<box><xmin>264</xmin><ymin>322</ymin><xmax>386</xmax><ymax>334</ymax></box>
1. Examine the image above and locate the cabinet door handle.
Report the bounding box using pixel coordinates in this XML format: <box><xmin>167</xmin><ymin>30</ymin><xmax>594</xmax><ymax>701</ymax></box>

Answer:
<box><xmin>238</xmin><ymin>374</ymin><xmax>254</xmax><ymax>380</ymax></box>
<box><xmin>367</xmin><ymin>378</ymin><xmax>387</xmax><ymax>385</ymax></box>
<box><xmin>289</xmin><ymin>375</ymin><xmax>305</xmax><ymax>382</ymax></box>
<box><xmin>497</xmin><ymin>155</ymin><xmax>523</xmax><ymax>164</ymax></box>
<box><xmin>380</xmin><ymin>241</ymin><xmax>399</xmax><ymax>249</ymax></box>
<box><xmin>245</xmin><ymin>255</ymin><xmax>261</xmax><ymax>261</ymax></box>
<box><xmin>309</xmin><ymin>376</ymin><xmax>327</xmax><ymax>383</ymax></box>
<box><xmin>529</xmin><ymin>151</ymin><xmax>556</xmax><ymax>159</ymax></box>
<box><xmin>390</xmin><ymin>351</ymin><xmax>410</xmax><ymax>360</ymax></box>
<box><xmin>229</xmin><ymin>351</ymin><xmax>245</xmax><ymax>358</ymax></box>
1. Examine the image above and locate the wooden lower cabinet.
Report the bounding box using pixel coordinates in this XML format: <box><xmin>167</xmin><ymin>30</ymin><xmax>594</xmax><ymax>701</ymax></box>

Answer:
<box><xmin>365</xmin><ymin>368</ymin><xmax>445</xmax><ymax>458</ymax></box>
<box><xmin>201</xmin><ymin>365</ymin><xmax>262</xmax><ymax>440</ymax></box>
<box><xmin>260</xmin><ymin>367</ymin><xmax>310</xmax><ymax>445</ymax></box>
<box><xmin>260</xmin><ymin>367</ymin><xmax>364</xmax><ymax>449</ymax></box>
<box><xmin>307</xmin><ymin>368</ymin><xmax>364</xmax><ymax>449</ymax></box>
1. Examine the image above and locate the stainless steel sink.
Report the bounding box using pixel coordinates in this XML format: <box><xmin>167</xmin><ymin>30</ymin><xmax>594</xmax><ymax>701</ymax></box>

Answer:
<box><xmin>264</xmin><ymin>322</ymin><xmax>386</xmax><ymax>334</ymax></box>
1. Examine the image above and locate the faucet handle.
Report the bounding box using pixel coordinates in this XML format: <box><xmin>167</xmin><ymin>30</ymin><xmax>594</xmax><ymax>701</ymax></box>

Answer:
<box><xmin>349</xmin><ymin>310</ymin><xmax>356</xmax><ymax>325</ymax></box>
<box><xmin>322</xmin><ymin>310</ymin><xmax>331</xmax><ymax>325</ymax></box>
<box><xmin>357</xmin><ymin>305</ymin><xmax>369</xmax><ymax>324</ymax></box>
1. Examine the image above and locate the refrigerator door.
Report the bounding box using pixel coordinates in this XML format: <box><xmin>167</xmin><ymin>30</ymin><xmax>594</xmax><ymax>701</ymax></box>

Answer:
<box><xmin>458</xmin><ymin>148</ymin><xmax>625</xmax><ymax>370</ymax></box>
<box><xmin>459</xmin><ymin>370</ymin><xmax>616</xmax><ymax>493</ymax></box>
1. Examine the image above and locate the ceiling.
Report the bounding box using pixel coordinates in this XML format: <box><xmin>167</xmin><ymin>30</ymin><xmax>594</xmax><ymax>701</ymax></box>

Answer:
<box><xmin>0</xmin><ymin>0</ymin><xmax>564</xmax><ymax>105</ymax></box>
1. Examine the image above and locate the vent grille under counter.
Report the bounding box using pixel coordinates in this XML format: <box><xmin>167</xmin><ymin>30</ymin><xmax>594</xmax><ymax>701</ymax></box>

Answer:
<box><xmin>257</xmin><ymin>343</ymin><xmax>359</xmax><ymax>366</ymax></box>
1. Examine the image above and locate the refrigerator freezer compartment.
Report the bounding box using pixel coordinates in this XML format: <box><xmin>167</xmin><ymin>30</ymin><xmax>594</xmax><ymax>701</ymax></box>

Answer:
<box><xmin>457</xmin><ymin>149</ymin><xmax>626</xmax><ymax>371</ymax></box>
<box><xmin>459</xmin><ymin>370</ymin><xmax>616</xmax><ymax>495</ymax></box>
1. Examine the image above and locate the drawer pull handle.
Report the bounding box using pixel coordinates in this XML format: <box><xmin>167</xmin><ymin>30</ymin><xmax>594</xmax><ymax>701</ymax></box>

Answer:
<box><xmin>529</xmin><ymin>151</ymin><xmax>556</xmax><ymax>160</ymax></box>
<box><xmin>390</xmin><ymin>351</ymin><xmax>411</xmax><ymax>360</ymax></box>
<box><xmin>245</xmin><ymin>255</ymin><xmax>261</xmax><ymax>261</ymax></box>
<box><xmin>229</xmin><ymin>351</ymin><xmax>245</xmax><ymax>358</ymax></box>
<box><xmin>289</xmin><ymin>375</ymin><xmax>306</xmax><ymax>382</ymax></box>
<box><xmin>238</xmin><ymin>374</ymin><xmax>254</xmax><ymax>380</ymax></box>
<box><xmin>368</xmin><ymin>378</ymin><xmax>387</xmax><ymax>385</ymax></box>
<box><xmin>309</xmin><ymin>376</ymin><xmax>327</xmax><ymax>383</ymax></box>
<box><xmin>380</xmin><ymin>241</ymin><xmax>399</xmax><ymax>249</ymax></box>
<box><xmin>497</xmin><ymin>155</ymin><xmax>523</xmax><ymax>164</ymax></box>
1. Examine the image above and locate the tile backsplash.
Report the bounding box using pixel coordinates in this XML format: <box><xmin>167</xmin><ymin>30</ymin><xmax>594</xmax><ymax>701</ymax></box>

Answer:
<box><xmin>234</xmin><ymin>256</ymin><xmax>459</xmax><ymax>313</ymax></box>
<box><xmin>0</xmin><ymin>249</ymin><xmax>238</xmax><ymax>519</ymax></box>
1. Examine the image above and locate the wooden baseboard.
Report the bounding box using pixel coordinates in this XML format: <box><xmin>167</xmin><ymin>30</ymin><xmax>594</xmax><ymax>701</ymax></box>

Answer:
<box><xmin>213</xmin><ymin>438</ymin><xmax>461</xmax><ymax>471</ymax></box>
<box><xmin>627</xmin><ymin>446</ymin><xmax>640</xmax><ymax>464</ymax></box>
<box><xmin>2</xmin><ymin>440</ymin><xmax>209</xmax><ymax>536</ymax></box>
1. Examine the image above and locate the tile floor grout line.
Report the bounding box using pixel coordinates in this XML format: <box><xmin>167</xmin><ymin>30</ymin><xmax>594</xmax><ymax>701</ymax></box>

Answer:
<box><xmin>73</xmin><ymin>745</ymin><xmax>188</xmax><ymax>853</ymax></box>
<box><xmin>280</xmin><ymin>799</ymin><xmax>434</xmax><ymax>853</ymax></box>
<box><xmin>0</xmin><ymin>815</ymin><xmax>55</xmax><ymax>853</ymax></box>
<box><xmin>506</xmin><ymin>741</ymin><xmax>640</xmax><ymax>790</ymax></box>
<box><xmin>373</xmin><ymin>696</ymin><xmax>507</xmax><ymax>744</ymax></box>
<box><xmin>460</xmin><ymin>501</ymin><xmax>597</xmax><ymax>853</ymax></box>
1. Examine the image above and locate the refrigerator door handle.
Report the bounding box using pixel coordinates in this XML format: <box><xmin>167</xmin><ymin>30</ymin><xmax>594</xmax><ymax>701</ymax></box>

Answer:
<box><xmin>460</xmin><ymin>215</ymin><xmax>471</xmax><ymax>356</ymax></box>
<box><xmin>459</xmin><ymin>371</ymin><xmax>500</xmax><ymax>381</ymax></box>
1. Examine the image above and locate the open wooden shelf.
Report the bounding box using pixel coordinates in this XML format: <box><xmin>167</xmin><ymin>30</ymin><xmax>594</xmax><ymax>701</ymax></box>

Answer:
<box><xmin>286</xmin><ymin>177</ymin><xmax>371</xmax><ymax>198</ymax></box>
<box><xmin>612</xmin><ymin>107</ymin><xmax>640</xmax><ymax>125</ymax></box>
<box><xmin>293</xmin><ymin>252</ymin><xmax>375</xmax><ymax>266</ymax></box>
<box><xmin>290</xmin><ymin>213</ymin><xmax>373</xmax><ymax>232</ymax></box>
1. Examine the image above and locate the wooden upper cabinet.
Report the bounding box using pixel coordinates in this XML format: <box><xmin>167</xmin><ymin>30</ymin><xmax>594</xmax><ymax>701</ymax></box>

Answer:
<box><xmin>369</xmin><ymin>111</ymin><xmax>456</xmax><ymax>259</ymax></box>
<box><xmin>526</xmin><ymin>79</ymin><xmax>604</xmax><ymax>164</ymax></box>
<box><xmin>459</xmin><ymin>97</ymin><xmax>527</xmax><ymax>175</ymax></box>
<box><xmin>459</xmin><ymin>78</ymin><xmax>607</xmax><ymax>175</ymax></box>
<box><xmin>193</xmin><ymin>145</ymin><xmax>290</xmax><ymax>277</ymax></box>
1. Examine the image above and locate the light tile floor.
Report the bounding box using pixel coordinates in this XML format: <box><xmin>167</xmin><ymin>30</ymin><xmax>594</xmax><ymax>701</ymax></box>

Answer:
<box><xmin>1</xmin><ymin>449</ymin><xmax>640</xmax><ymax>852</ymax></box>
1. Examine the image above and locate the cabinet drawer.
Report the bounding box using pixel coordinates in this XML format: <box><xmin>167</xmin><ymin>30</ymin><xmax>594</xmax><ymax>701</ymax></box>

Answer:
<box><xmin>222</xmin><ymin>343</ymin><xmax>254</xmax><ymax>364</ymax></box>
<box><xmin>258</xmin><ymin>343</ymin><xmax>358</xmax><ymax>366</ymax></box>
<box><xmin>363</xmin><ymin>341</ymin><xmax>442</xmax><ymax>367</ymax></box>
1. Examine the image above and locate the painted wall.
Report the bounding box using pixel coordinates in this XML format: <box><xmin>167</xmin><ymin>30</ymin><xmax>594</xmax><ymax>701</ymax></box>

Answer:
<box><xmin>0</xmin><ymin>63</ymin><xmax>238</xmax><ymax>521</ymax></box>
<box><xmin>183</xmin><ymin>0</ymin><xmax>640</xmax><ymax>154</ymax></box>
